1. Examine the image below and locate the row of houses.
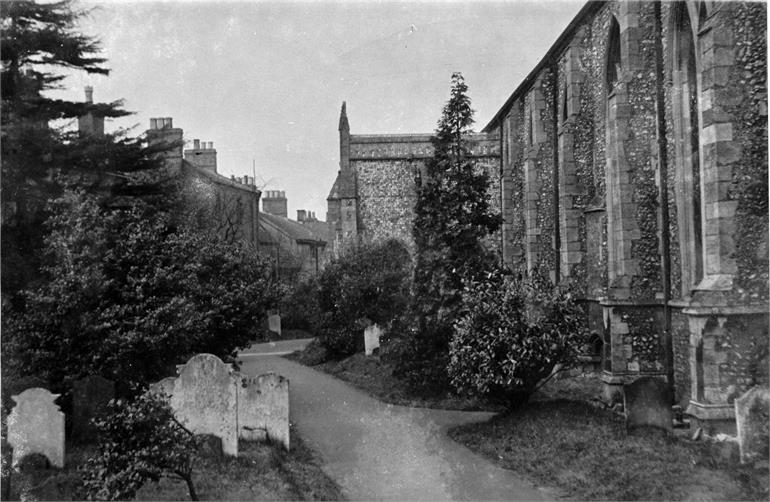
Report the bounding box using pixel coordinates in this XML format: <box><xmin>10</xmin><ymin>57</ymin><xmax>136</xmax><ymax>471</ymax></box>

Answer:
<box><xmin>79</xmin><ymin>90</ymin><xmax>331</xmax><ymax>281</ymax></box>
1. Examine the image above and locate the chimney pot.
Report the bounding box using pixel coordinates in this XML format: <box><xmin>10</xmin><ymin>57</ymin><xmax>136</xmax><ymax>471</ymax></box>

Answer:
<box><xmin>150</xmin><ymin>118</ymin><xmax>158</xmax><ymax>129</ymax></box>
<box><xmin>84</xmin><ymin>86</ymin><xmax>93</xmax><ymax>103</ymax></box>
<box><xmin>193</xmin><ymin>139</ymin><xmax>200</xmax><ymax>149</ymax></box>
<box><xmin>230</xmin><ymin>175</ymin><xmax>235</xmax><ymax>181</ymax></box>
<box><xmin>208</xmin><ymin>142</ymin><xmax>213</xmax><ymax>149</ymax></box>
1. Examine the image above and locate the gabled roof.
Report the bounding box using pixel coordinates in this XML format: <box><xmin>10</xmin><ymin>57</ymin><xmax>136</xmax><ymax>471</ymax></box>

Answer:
<box><xmin>327</xmin><ymin>173</ymin><xmax>341</xmax><ymax>200</ymax></box>
<box><xmin>259</xmin><ymin>212</ymin><xmax>327</xmax><ymax>245</ymax></box>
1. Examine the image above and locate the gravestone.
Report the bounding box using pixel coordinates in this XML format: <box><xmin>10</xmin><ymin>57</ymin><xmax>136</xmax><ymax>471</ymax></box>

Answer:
<box><xmin>71</xmin><ymin>375</ymin><xmax>115</xmax><ymax>442</ymax></box>
<box><xmin>364</xmin><ymin>324</ymin><xmax>382</xmax><ymax>356</ymax></box>
<box><xmin>7</xmin><ymin>388</ymin><xmax>65</xmax><ymax>468</ymax></box>
<box><xmin>734</xmin><ymin>386</ymin><xmax>770</xmax><ymax>464</ymax></box>
<box><xmin>148</xmin><ymin>376</ymin><xmax>177</xmax><ymax>400</ymax></box>
<box><xmin>623</xmin><ymin>376</ymin><xmax>673</xmax><ymax>433</ymax></box>
<box><xmin>268</xmin><ymin>314</ymin><xmax>281</xmax><ymax>336</ymax></box>
<box><xmin>237</xmin><ymin>373</ymin><xmax>290</xmax><ymax>450</ymax></box>
<box><xmin>170</xmin><ymin>354</ymin><xmax>238</xmax><ymax>456</ymax></box>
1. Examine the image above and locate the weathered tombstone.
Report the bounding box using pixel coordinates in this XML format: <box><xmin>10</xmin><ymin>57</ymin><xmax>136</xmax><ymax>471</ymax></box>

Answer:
<box><xmin>268</xmin><ymin>314</ymin><xmax>281</xmax><ymax>336</ymax></box>
<box><xmin>734</xmin><ymin>386</ymin><xmax>770</xmax><ymax>464</ymax></box>
<box><xmin>237</xmin><ymin>373</ymin><xmax>290</xmax><ymax>450</ymax></box>
<box><xmin>364</xmin><ymin>324</ymin><xmax>382</xmax><ymax>356</ymax></box>
<box><xmin>148</xmin><ymin>376</ymin><xmax>177</xmax><ymax>400</ymax></box>
<box><xmin>7</xmin><ymin>388</ymin><xmax>65</xmax><ymax>468</ymax></box>
<box><xmin>71</xmin><ymin>375</ymin><xmax>115</xmax><ymax>443</ymax></box>
<box><xmin>623</xmin><ymin>376</ymin><xmax>673</xmax><ymax>434</ymax></box>
<box><xmin>169</xmin><ymin>354</ymin><xmax>238</xmax><ymax>456</ymax></box>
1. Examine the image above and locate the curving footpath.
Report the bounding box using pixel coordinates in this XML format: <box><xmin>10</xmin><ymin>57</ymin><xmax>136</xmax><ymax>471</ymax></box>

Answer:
<box><xmin>238</xmin><ymin>339</ymin><xmax>555</xmax><ymax>501</ymax></box>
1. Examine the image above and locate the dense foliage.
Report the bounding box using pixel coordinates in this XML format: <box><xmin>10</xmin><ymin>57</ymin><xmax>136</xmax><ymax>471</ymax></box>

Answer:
<box><xmin>448</xmin><ymin>272</ymin><xmax>587</xmax><ymax>407</ymax></box>
<box><xmin>279</xmin><ymin>277</ymin><xmax>321</xmax><ymax>334</ymax></box>
<box><xmin>316</xmin><ymin>239</ymin><xmax>412</xmax><ymax>359</ymax></box>
<box><xmin>391</xmin><ymin>72</ymin><xmax>501</xmax><ymax>392</ymax></box>
<box><xmin>3</xmin><ymin>190</ymin><xmax>281</xmax><ymax>391</ymax></box>
<box><xmin>82</xmin><ymin>391</ymin><xmax>199</xmax><ymax>501</ymax></box>
<box><xmin>1</xmin><ymin>0</ymin><xmax>177</xmax><ymax>296</ymax></box>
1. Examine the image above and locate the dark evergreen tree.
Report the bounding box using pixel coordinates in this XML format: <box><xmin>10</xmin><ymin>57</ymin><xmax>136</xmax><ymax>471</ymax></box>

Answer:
<box><xmin>1</xmin><ymin>0</ymin><xmax>176</xmax><ymax>296</ymax></box>
<box><xmin>393</xmin><ymin>73</ymin><xmax>501</xmax><ymax>392</ymax></box>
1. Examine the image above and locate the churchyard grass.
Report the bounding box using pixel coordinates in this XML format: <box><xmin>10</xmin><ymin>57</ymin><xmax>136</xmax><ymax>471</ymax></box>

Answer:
<box><xmin>5</xmin><ymin>433</ymin><xmax>343</xmax><ymax>501</ymax></box>
<box><xmin>449</xmin><ymin>399</ymin><xmax>769</xmax><ymax>501</ymax></box>
<box><xmin>136</xmin><ymin>435</ymin><xmax>343</xmax><ymax>501</ymax></box>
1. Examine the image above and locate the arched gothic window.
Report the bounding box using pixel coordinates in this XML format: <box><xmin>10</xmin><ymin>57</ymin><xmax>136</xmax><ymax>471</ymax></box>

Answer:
<box><xmin>605</xmin><ymin>17</ymin><xmax>621</xmax><ymax>93</ymax></box>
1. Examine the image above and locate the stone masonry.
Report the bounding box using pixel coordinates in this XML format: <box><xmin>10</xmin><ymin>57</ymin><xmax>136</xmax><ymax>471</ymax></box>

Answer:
<box><xmin>328</xmin><ymin>102</ymin><xmax>500</xmax><ymax>256</ymax></box>
<box><xmin>482</xmin><ymin>0</ymin><xmax>768</xmax><ymax>431</ymax></box>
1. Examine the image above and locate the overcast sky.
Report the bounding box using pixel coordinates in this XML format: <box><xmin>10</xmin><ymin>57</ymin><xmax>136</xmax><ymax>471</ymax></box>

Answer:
<box><xmin>60</xmin><ymin>0</ymin><xmax>584</xmax><ymax>219</ymax></box>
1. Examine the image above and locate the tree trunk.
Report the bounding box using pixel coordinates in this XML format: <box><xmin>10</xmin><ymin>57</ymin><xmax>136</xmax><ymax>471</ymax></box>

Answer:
<box><xmin>182</xmin><ymin>474</ymin><xmax>198</xmax><ymax>501</ymax></box>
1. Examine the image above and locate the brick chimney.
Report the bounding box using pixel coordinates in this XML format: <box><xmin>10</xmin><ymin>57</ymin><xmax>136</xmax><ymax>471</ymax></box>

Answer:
<box><xmin>263</xmin><ymin>190</ymin><xmax>287</xmax><ymax>217</ymax></box>
<box><xmin>184</xmin><ymin>138</ymin><xmax>217</xmax><ymax>173</ymax></box>
<box><xmin>147</xmin><ymin>117</ymin><xmax>183</xmax><ymax>167</ymax></box>
<box><xmin>78</xmin><ymin>86</ymin><xmax>104</xmax><ymax>137</ymax></box>
<box><xmin>297</xmin><ymin>209</ymin><xmax>307</xmax><ymax>222</ymax></box>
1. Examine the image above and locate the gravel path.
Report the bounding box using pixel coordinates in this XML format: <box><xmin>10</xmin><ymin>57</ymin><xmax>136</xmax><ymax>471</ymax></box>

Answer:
<box><xmin>238</xmin><ymin>340</ymin><xmax>552</xmax><ymax>501</ymax></box>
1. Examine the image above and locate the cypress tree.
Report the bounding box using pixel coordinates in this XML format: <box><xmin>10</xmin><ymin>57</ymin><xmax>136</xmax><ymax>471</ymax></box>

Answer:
<box><xmin>398</xmin><ymin>72</ymin><xmax>501</xmax><ymax>392</ymax></box>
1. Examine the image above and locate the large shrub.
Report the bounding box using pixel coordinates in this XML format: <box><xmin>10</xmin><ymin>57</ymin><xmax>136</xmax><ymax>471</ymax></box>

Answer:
<box><xmin>279</xmin><ymin>277</ymin><xmax>321</xmax><ymax>334</ymax></box>
<box><xmin>448</xmin><ymin>272</ymin><xmax>587</xmax><ymax>407</ymax></box>
<box><xmin>82</xmin><ymin>391</ymin><xmax>199</xmax><ymax>501</ymax></box>
<box><xmin>316</xmin><ymin>239</ymin><xmax>411</xmax><ymax>359</ymax></box>
<box><xmin>3</xmin><ymin>190</ymin><xmax>281</xmax><ymax>391</ymax></box>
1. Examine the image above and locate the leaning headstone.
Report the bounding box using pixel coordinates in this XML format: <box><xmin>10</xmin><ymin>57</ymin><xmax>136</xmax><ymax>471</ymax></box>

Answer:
<box><xmin>268</xmin><ymin>314</ymin><xmax>281</xmax><ymax>336</ymax></box>
<box><xmin>237</xmin><ymin>373</ymin><xmax>290</xmax><ymax>450</ymax></box>
<box><xmin>734</xmin><ymin>386</ymin><xmax>770</xmax><ymax>464</ymax></box>
<box><xmin>170</xmin><ymin>354</ymin><xmax>238</xmax><ymax>456</ymax></box>
<box><xmin>148</xmin><ymin>376</ymin><xmax>177</xmax><ymax>400</ymax></box>
<box><xmin>71</xmin><ymin>375</ymin><xmax>115</xmax><ymax>443</ymax></box>
<box><xmin>623</xmin><ymin>376</ymin><xmax>673</xmax><ymax>433</ymax></box>
<box><xmin>7</xmin><ymin>388</ymin><xmax>65</xmax><ymax>468</ymax></box>
<box><xmin>364</xmin><ymin>324</ymin><xmax>382</xmax><ymax>356</ymax></box>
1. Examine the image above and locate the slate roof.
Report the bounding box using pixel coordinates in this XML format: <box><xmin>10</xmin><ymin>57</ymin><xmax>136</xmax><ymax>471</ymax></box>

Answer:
<box><xmin>259</xmin><ymin>212</ymin><xmax>327</xmax><ymax>245</ymax></box>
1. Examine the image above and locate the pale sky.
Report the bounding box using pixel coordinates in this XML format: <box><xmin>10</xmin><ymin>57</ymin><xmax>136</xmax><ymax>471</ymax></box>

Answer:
<box><xmin>57</xmin><ymin>0</ymin><xmax>585</xmax><ymax>219</ymax></box>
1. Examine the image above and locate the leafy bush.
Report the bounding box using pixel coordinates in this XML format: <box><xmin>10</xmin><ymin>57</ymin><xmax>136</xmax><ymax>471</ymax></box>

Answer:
<box><xmin>316</xmin><ymin>239</ymin><xmax>411</xmax><ymax>359</ymax></box>
<box><xmin>3</xmin><ymin>190</ymin><xmax>281</xmax><ymax>390</ymax></box>
<box><xmin>279</xmin><ymin>277</ymin><xmax>321</xmax><ymax>334</ymax></box>
<box><xmin>448</xmin><ymin>272</ymin><xmax>587</xmax><ymax>407</ymax></box>
<box><xmin>82</xmin><ymin>391</ymin><xmax>199</xmax><ymax>501</ymax></box>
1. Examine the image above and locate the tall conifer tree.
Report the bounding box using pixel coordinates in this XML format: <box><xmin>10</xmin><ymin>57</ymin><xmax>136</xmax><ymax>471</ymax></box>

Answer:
<box><xmin>398</xmin><ymin>73</ymin><xmax>501</xmax><ymax>391</ymax></box>
<box><xmin>1</xmin><ymin>0</ymin><xmax>174</xmax><ymax>296</ymax></box>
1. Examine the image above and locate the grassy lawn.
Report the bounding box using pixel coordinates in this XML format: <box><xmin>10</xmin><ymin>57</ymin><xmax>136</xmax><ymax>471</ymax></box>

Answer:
<box><xmin>5</xmin><ymin>433</ymin><xmax>343</xmax><ymax>501</ymax></box>
<box><xmin>286</xmin><ymin>340</ymin><xmax>503</xmax><ymax>412</ymax></box>
<box><xmin>449</xmin><ymin>399</ymin><xmax>769</xmax><ymax>501</ymax></box>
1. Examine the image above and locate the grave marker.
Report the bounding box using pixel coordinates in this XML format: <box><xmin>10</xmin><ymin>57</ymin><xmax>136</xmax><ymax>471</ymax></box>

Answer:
<box><xmin>72</xmin><ymin>375</ymin><xmax>115</xmax><ymax>442</ymax></box>
<box><xmin>735</xmin><ymin>386</ymin><xmax>770</xmax><ymax>464</ymax></box>
<box><xmin>7</xmin><ymin>388</ymin><xmax>65</xmax><ymax>468</ymax></box>
<box><xmin>238</xmin><ymin>373</ymin><xmax>290</xmax><ymax>450</ymax></box>
<box><xmin>268</xmin><ymin>314</ymin><xmax>281</xmax><ymax>336</ymax></box>
<box><xmin>170</xmin><ymin>354</ymin><xmax>238</xmax><ymax>456</ymax></box>
<box><xmin>364</xmin><ymin>324</ymin><xmax>382</xmax><ymax>356</ymax></box>
<box><xmin>623</xmin><ymin>376</ymin><xmax>673</xmax><ymax>433</ymax></box>
<box><xmin>148</xmin><ymin>376</ymin><xmax>177</xmax><ymax>400</ymax></box>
